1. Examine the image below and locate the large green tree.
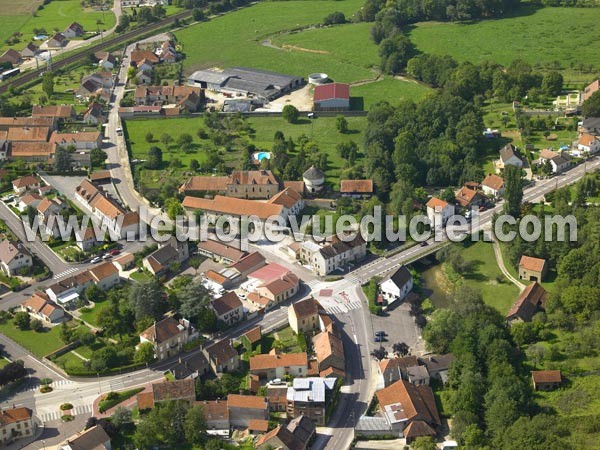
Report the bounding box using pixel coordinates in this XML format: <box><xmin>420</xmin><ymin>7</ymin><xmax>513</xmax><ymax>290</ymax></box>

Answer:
<box><xmin>503</xmin><ymin>165</ymin><xmax>524</xmax><ymax>217</ymax></box>
<box><xmin>582</xmin><ymin>90</ymin><xmax>600</xmax><ymax>117</ymax></box>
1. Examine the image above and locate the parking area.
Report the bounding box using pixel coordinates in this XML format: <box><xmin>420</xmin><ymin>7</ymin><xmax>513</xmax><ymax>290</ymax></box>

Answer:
<box><xmin>369</xmin><ymin>302</ymin><xmax>426</xmax><ymax>356</ymax></box>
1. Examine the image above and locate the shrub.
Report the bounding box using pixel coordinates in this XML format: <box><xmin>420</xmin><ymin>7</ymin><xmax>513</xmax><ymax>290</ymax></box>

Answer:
<box><xmin>60</xmin><ymin>403</ymin><xmax>73</xmax><ymax>411</ymax></box>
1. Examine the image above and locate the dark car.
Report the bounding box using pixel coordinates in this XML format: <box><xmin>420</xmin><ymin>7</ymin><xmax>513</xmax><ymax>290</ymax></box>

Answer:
<box><xmin>420</xmin><ymin>241</ymin><xmax>429</xmax><ymax>247</ymax></box>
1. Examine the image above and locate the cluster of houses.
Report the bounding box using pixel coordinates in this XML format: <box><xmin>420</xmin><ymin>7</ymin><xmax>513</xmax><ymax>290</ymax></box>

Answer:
<box><xmin>16</xmin><ymin>259</ymin><xmax>120</xmax><ymax>323</ymax></box>
<box><xmin>74</xmin><ymin>178</ymin><xmax>140</xmax><ymax>244</ymax></box>
<box><xmin>354</xmin><ymin>352</ymin><xmax>452</xmax><ymax>443</ymax></box>
<box><xmin>128</xmin><ymin>38</ymin><xmax>178</xmax><ymax>86</ymax></box>
<box><xmin>127</xmin><ymin>295</ymin><xmax>348</xmax><ymax>449</ymax></box>
<box><xmin>0</xmin><ymin>23</ymin><xmax>86</xmax><ymax>68</ymax></box>
<box><xmin>121</xmin><ymin>84</ymin><xmax>204</xmax><ymax>116</ymax></box>
<box><xmin>180</xmin><ymin>169</ymin><xmax>369</xmax><ymax>276</ymax></box>
<box><xmin>0</xmin><ymin>107</ymin><xmax>104</xmax><ymax>167</ymax></box>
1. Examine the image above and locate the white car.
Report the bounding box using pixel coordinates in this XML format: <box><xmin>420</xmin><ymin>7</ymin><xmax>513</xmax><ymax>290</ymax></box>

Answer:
<box><xmin>90</xmin><ymin>257</ymin><xmax>102</xmax><ymax>264</ymax></box>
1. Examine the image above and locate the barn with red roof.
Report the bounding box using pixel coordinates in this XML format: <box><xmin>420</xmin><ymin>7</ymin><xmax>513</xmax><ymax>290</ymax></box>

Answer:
<box><xmin>313</xmin><ymin>82</ymin><xmax>350</xmax><ymax>111</ymax></box>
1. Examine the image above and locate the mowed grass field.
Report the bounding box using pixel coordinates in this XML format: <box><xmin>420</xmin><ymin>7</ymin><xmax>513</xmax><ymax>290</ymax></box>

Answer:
<box><xmin>125</xmin><ymin>115</ymin><xmax>367</xmax><ymax>184</ymax></box>
<box><xmin>0</xmin><ymin>0</ymin><xmax>115</xmax><ymax>53</ymax></box>
<box><xmin>409</xmin><ymin>6</ymin><xmax>600</xmax><ymax>68</ymax></box>
<box><xmin>176</xmin><ymin>0</ymin><xmax>373</xmax><ymax>83</ymax></box>
<box><xmin>272</xmin><ymin>23</ymin><xmax>432</xmax><ymax>105</ymax></box>
<box><xmin>453</xmin><ymin>241</ymin><xmax>520</xmax><ymax>313</ymax></box>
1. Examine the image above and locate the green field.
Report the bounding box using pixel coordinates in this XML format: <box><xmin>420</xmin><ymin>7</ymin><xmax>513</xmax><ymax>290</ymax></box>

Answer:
<box><xmin>351</xmin><ymin>76</ymin><xmax>431</xmax><ymax>109</ymax></box>
<box><xmin>450</xmin><ymin>241</ymin><xmax>520</xmax><ymax>313</ymax></box>
<box><xmin>125</xmin><ymin>115</ymin><xmax>367</xmax><ymax>184</ymax></box>
<box><xmin>409</xmin><ymin>6</ymin><xmax>600</xmax><ymax>71</ymax></box>
<box><xmin>0</xmin><ymin>0</ymin><xmax>115</xmax><ymax>53</ymax></box>
<box><xmin>176</xmin><ymin>0</ymin><xmax>373</xmax><ymax>82</ymax></box>
<box><xmin>0</xmin><ymin>321</ymin><xmax>64</xmax><ymax>357</ymax></box>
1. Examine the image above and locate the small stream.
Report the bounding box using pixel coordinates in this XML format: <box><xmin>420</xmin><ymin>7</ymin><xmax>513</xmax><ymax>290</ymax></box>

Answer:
<box><xmin>416</xmin><ymin>262</ymin><xmax>453</xmax><ymax>309</ymax></box>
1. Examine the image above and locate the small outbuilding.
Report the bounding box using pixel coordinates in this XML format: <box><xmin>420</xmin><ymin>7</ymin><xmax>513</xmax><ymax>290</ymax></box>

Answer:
<box><xmin>519</xmin><ymin>255</ymin><xmax>548</xmax><ymax>282</ymax></box>
<box><xmin>532</xmin><ymin>370</ymin><xmax>562</xmax><ymax>391</ymax></box>
<box><xmin>303</xmin><ymin>165</ymin><xmax>325</xmax><ymax>193</ymax></box>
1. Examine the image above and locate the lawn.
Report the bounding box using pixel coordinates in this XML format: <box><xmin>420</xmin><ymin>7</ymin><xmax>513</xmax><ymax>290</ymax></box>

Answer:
<box><xmin>449</xmin><ymin>241</ymin><xmax>520</xmax><ymax>313</ymax></box>
<box><xmin>264</xmin><ymin>326</ymin><xmax>303</xmax><ymax>354</ymax></box>
<box><xmin>16</xmin><ymin>63</ymin><xmax>100</xmax><ymax>110</ymax></box>
<box><xmin>409</xmin><ymin>5</ymin><xmax>600</xmax><ymax>72</ymax></box>
<box><xmin>0</xmin><ymin>321</ymin><xmax>64</xmax><ymax>357</ymax></box>
<box><xmin>0</xmin><ymin>0</ymin><xmax>116</xmax><ymax>53</ymax></box>
<box><xmin>125</xmin><ymin>115</ymin><xmax>368</xmax><ymax>185</ymax></box>
<box><xmin>175</xmin><ymin>0</ymin><xmax>373</xmax><ymax>83</ymax></box>
<box><xmin>350</xmin><ymin>76</ymin><xmax>431</xmax><ymax>109</ymax></box>
<box><xmin>272</xmin><ymin>21</ymin><xmax>379</xmax><ymax>80</ymax></box>
<box><xmin>53</xmin><ymin>350</ymin><xmax>87</xmax><ymax>373</ymax></box>
<box><xmin>247</xmin><ymin>115</ymin><xmax>368</xmax><ymax>184</ymax></box>
<box><xmin>79</xmin><ymin>303</ymin><xmax>110</xmax><ymax>327</ymax></box>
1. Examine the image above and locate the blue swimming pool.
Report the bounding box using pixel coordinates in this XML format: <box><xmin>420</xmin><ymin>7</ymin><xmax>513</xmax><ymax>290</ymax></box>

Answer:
<box><xmin>255</xmin><ymin>151</ymin><xmax>271</xmax><ymax>161</ymax></box>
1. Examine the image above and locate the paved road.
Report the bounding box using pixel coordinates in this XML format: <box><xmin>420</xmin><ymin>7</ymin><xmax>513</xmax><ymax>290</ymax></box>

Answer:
<box><xmin>348</xmin><ymin>156</ymin><xmax>600</xmax><ymax>286</ymax></box>
<box><xmin>0</xmin><ymin>202</ymin><xmax>69</xmax><ymax>274</ymax></box>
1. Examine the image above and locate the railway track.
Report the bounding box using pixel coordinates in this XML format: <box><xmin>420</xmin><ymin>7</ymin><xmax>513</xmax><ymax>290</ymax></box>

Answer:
<box><xmin>0</xmin><ymin>10</ymin><xmax>192</xmax><ymax>95</ymax></box>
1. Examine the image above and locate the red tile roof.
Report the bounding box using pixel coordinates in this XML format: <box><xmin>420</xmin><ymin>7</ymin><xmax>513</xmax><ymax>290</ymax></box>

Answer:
<box><xmin>531</xmin><ymin>370</ymin><xmax>561</xmax><ymax>384</ymax></box>
<box><xmin>314</xmin><ymin>83</ymin><xmax>350</xmax><ymax>102</ymax></box>
<box><xmin>579</xmin><ymin>133</ymin><xmax>596</xmax><ymax>147</ymax></box>
<box><xmin>455</xmin><ymin>187</ymin><xmax>479</xmax><ymax>208</ymax></box>
<box><xmin>481</xmin><ymin>174</ymin><xmax>504</xmax><ymax>191</ymax></box>
<box><xmin>0</xmin><ymin>407</ymin><xmax>32</xmax><ymax>425</ymax></box>
<box><xmin>248</xmin><ymin>419</ymin><xmax>269</xmax><ymax>432</ymax></box>
<box><xmin>227</xmin><ymin>394</ymin><xmax>268</xmax><ymax>410</ymax></box>
<box><xmin>340</xmin><ymin>179</ymin><xmax>373</xmax><ymax>194</ymax></box>
<box><xmin>182</xmin><ymin>195</ymin><xmax>283</xmax><ymax>220</ymax></box>
<box><xmin>426</xmin><ymin>197</ymin><xmax>448</xmax><ymax>209</ymax></box>
<box><xmin>519</xmin><ymin>255</ymin><xmax>547</xmax><ymax>272</ymax></box>
<box><xmin>250</xmin><ymin>353</ymin><xmax>308</xmax><ymax>371</ymax></box>
<box><xmin>376</xmin><ymin>379</ymin><xmax>440</xmax><ymax>426</ymax></box>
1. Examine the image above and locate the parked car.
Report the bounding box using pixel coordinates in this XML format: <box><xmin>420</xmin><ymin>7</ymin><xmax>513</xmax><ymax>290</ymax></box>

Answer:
<box><xmin>102</xmin><ymin>253</ymin><xmax>112</xmax><ymax>260</ymax></box>
<box><xmin>110</xmin><ymin>249</ymin><xmax>121</xmax><ymax>256</ymax></box>
<box><xmin>90</xmin><ymin>257</ymin><xmax>102</xmax><ymax>264</ymax></box>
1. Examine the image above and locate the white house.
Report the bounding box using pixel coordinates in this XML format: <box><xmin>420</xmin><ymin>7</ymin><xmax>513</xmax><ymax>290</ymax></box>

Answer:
<box><xmin>0</xmin><ymin>240</ymin><xmax>32</xmax><ymax>276</ymax></box>
<box><xmin>577</xmin><ymin>133</ymin><xmax>600</xmax><ymax>154</ymax></box>
<box><xmin>481</xmin><ymin>174</ymin><xmax>505</xmax><ymax>198</ymax></box>
<box><xmin>379</xmin><ymin>265</ymin><xmax>413</xmax><ymax>307</ymax></box>
<box><xmin>498</xmin><ymin>143</ymin><xmax>524</xmax><ymax>169</ymax></box>
<box><xmin>539</xmin><ymin>150</ymin><xmax>571</xmax><ymax>174</ymax></box>
<box><xmin>20</xmin><ymin>292</ymin><xmax>65</xmax><ymax>324</ymax></box>
<box><xmin>426</xmin><ymin>197</ymin><xmax>455</xmax><ymax>227</ymax></box>
<box><xmin>12</xmin><ymin>176</ymin><xmax>41</xmax><ymax>194</ymax></box>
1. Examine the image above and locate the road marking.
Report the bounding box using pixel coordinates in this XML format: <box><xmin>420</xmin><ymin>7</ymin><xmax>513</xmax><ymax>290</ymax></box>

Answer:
<box><xmin>52</xmin><ymin>267</ymin><xmax>79</xmax><ymax>280</ymax></box>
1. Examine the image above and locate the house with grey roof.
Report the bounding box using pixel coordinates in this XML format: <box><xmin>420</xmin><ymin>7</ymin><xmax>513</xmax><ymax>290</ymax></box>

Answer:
<box><xmin>379</xmin><ymin>265</ymin><xmax>413</xmax><ymax>307</ymax></box>
<box><xmin>498</xmin><ymin>143</ymin><xmax>524</xmax><ymax>169</ymax></box>
<box><xmin>142</xmin><ymin>236</ymin><xmax>189</xmax><ymax>275</ymax></box>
